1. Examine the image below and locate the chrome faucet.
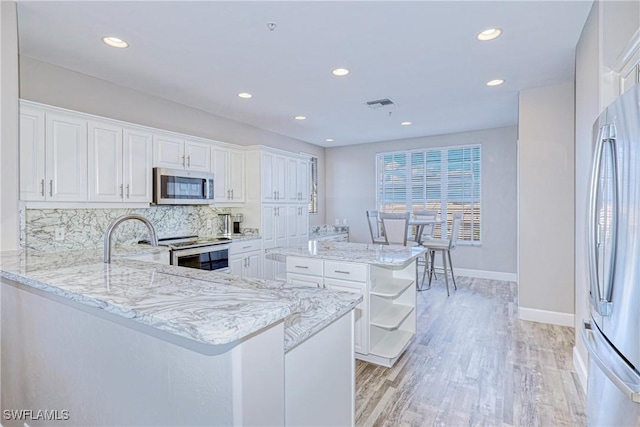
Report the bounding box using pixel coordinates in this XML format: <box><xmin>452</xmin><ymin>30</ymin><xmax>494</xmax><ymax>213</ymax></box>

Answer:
<box><xmin>104</xmin><ymin>214</ymin><xmax>158</xmax><ymax>263</ymax></box>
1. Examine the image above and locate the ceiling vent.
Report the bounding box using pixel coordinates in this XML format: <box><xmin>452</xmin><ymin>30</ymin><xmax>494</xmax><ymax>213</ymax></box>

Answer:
<box><xmin>365</xmin><ymin>98</ymin><xmax>396</xmax><ymax>109</ymax></box>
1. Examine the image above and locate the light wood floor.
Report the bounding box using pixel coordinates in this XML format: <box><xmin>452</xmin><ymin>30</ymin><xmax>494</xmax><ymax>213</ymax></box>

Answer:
<box><xmin>355</xmin><ymin>275</ymin><xmax>587</xmax><ymax>427</ymax></box>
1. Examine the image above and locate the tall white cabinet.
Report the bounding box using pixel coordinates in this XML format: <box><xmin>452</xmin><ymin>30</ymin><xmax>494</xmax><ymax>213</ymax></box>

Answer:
<box><xmin>212</xmin><ymin>145</ymin><xmax>245</xmax><ymax>204</ymax></box>
<box><xmin>244</xmin><ymin>148</ymin><xmax>311</xmax><ymax>280</ymax></box>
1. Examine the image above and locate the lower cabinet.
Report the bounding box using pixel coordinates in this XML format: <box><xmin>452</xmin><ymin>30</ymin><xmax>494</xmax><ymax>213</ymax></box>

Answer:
<box><xmin>230</xmin><ymin>240</ymin><xmax>262</xmax><ymax>278</ymax></box>
<box><xmin>285</xmin><ymin>256</ymin><xmax>416</xmax><ymax>367</ymax></box>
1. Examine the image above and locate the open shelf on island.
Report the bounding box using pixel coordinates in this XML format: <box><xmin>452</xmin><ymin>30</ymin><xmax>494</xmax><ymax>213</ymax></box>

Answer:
<box><xmin>370</xmin><ymin>304</ymin><xmax>414</xmax><ymax>330</ymax></box>
<box><xmin>369</xmin><ymin>329</ymin><xmax>414</xmax><ymax>360</ymax></box>
<box><xmin>370</xmin><ymin>278</ymin><xmax>414</xmax><ymax>298</ymax></box>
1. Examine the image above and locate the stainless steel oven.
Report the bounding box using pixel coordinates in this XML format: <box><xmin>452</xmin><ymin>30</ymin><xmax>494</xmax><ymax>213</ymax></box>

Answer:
<box><xmin>145</xmin><ymin>236</ymin><xmax>232</xmax><ymax>272</ymax></box>
<box><xmin>171</xmin><ymin>244</ymin><xmax>230</xmax><ymax>272</ymax></box>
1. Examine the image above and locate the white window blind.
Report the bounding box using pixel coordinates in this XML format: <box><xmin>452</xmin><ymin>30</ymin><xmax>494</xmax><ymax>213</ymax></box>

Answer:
<box><xmin>375</xmin><ymin>145</ymin><xmax>481</xmax><ymax>245</ymax></box>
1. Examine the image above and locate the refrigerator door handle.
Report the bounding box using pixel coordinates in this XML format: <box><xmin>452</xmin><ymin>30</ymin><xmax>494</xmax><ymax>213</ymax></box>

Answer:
<box><xmin>588</xmin><ymin>124</ymin><xmax>616</xmax><ymax>317</ymax></box>
<box><xmin>582</xmin><ymin>320</ymin><xmax>640</xmax><ymax>403</ymax></box>
<box><xmin>604</xmin><ymin>134</ymin><xmax>619</xmax><ymax>305</ymax></box>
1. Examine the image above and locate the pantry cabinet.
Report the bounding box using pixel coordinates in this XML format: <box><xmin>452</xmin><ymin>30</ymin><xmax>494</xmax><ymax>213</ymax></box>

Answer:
<box><xmin>88</xmin><ymin>120</ymin><xmax>153</xmax><ymax>203</ymax></box>
<box><xmin>20</xmin><ymin>107</ymin><xmax>88</xmax><ymax>202</ymax></box>
<box><xmin>261</xmin><ymin>151</ymin><xmax>288</xmax><ymax>202</ymax></box>
<box><xmin>212</xmin><ymin>146</ymin><xmax>245</xmax><ymax>204</ymax></box>
<box><xmin>154</xmin><ymin>134</ymin><xmax>211</xmax><ymax>172</ymax></box>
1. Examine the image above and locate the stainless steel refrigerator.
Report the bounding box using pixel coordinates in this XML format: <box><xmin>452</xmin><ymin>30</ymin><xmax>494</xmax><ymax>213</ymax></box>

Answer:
<box><xmin>583</xmin><ymin>83</ymin><xmax>640</xmax><ymax>426</ymax></box>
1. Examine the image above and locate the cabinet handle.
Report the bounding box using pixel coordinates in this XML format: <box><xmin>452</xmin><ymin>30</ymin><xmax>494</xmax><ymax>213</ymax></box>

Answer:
<box><xmin>295</xmin><ymin>265</ymin><xmax>309</xmax><ymax>269</ymax></box>
<box><xmin>247</xmin><ymin>257</ymin><xmax>251</xmax><ymax>267</ymax></box>
<box><xmin>276</xmin><ymin>190</ymin><xmax>279</xmax><ymax>200</ymax></box>
<box><xmin>49</xmin><ymin>180</ymin><xmax>53</xmax><ymax>197</ymax></box>
<box><xmin>126</xmin><ymin>184</ymin><xmax>130</xmax><ymax>198</ymax></box>
<box><xmin>231</xmin><ymin>189</ymin><xmax>233</xmax><ymax>200</ymax></box>
<box><xmin>334</xmin><ymin>270</ymin><xmax>350</xmax><ymax>275</ymax></box>
<box><xmin>182</xmin><ymin>155</ymin><xmax>186</xmax><ymax>167</ymax></box>
<box><xmin>243</xmin><ymin>245</ymin><xmax>252</xmax><ymax>249</ymax></box>
<box><xmin>243</xmin><ymin>258</ymin><xmax>248</xmax><ymax>268</ymax></box>
<box><xmin>119</xmin><ymin>184</ymin><xmax>123</xmax><ymax>198</ymax></box>
<box><xmin>227</xmin><ymin>189</ymin><xmax>230</xmax><ymax>200</ymax></box>
<box><xmin>273</xmin><ymin>190</ymin><xmax>277</xmax><ymax>199</ymax></box>
<box><xmin>40</xmin><ymin>179</ymin><xmax>45</xmax><ymax>196</ymax></box>
<box><xmin>187</xmin><ymin>155</ymin><xmax>191</xmax><ymax>167</ymax></box>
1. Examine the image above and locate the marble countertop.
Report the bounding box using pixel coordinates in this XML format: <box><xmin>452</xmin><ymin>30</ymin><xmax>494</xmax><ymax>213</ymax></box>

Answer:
<box><xmin>0</xmin><ymin>248</ymin><xmax>360</xmax><ymax>352</ymax></box>
<box><xmin>266</xmin><ymin>240</ymin><xmax>425</xmax><ymax>268</ymax></box>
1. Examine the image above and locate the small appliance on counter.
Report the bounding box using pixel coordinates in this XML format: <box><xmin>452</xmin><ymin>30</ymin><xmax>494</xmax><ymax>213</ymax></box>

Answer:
<box><xmin>219</xmin><ymin>213</ymin><xmax>232</xmax><ymax>235</ymax></box>
<box><xmin>233</xmin><ymin>213</ymin><xmax>243</xmax><ymax>234</ymax></box>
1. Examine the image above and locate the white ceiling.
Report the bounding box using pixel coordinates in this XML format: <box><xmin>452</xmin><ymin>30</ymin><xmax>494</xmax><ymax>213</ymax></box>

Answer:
<box><xmin>16</xmin><ymin>1</ymin><xmax>592</xmax><ymax>147</ymax></box>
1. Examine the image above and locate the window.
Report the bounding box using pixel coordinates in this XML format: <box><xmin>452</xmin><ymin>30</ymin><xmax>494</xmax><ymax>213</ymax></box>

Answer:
<box><xmin>309</xmin><ymin>156</ymin><xmax>318</xmax><ymax>213</ymax></box>
<box><xmin>376</xmin><ymin>145</ymin><xmax>481</xmax><ymax>244</ymax></box>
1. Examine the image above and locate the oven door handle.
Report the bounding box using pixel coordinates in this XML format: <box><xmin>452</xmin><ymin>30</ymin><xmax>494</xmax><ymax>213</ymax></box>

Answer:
<box><xmin>171</xmin><ymin>244</ymin><xmax>231</xmax><ymax>258</ymax></box>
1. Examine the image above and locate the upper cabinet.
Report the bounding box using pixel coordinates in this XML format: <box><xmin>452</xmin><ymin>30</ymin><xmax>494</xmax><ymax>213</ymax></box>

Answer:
<box><xmin>20</xmin><ymin>106</ymin><xmax>88</xmax><ymax>202</ymax></box>
<box><xmin>153</xmin><ymin>134</ymin><xmax>211</xmax><ymax>172</ymax></box>
<box><xmin>212</xmin><ymin>146</ymin><xmax>245</xmax><ymax>204</ymax></box>
<box><xmin>262</xmin><ymin>151</ymin><xmax>288</xmax><ymax>202</ymax></box>
<box><xmin>88</xmin><ymin>120</ymin><xmax>153</xmax><ymax>203</ymax></box>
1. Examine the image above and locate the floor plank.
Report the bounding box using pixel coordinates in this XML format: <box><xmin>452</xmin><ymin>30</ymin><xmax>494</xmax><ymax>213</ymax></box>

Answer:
<box><xmin>355</xmin><ymin>275</ymin><xmax>587</xmax><ymax>426</ymax></box>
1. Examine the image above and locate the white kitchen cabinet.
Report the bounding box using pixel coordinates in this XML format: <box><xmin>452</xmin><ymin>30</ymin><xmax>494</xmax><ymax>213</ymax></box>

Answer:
<box><xmin>230</xmin><ymin>239</ymin><xmax>262</xmax><ymax>278</ymax></box>
<box><xmin>88</xmin><ymin>121</ymin><xmax>153</xmax><ymax>203</ymax></box>
<box><xmin>19</xmin><ymin>106</ymin><xmax>46</xmax><ymax>201</ymax></box>
<box><xmin>262</xmin><ymin>151</ymin><xmax>287</xmax><ymax>202</ymax></box>
<box><xmin>25</xmin><ymin>111</ymin><xmax>89</xmax><ymax>203</ymax></box>
<box><xmin>212</xmin><ymin>146</ymin><xmax>245</xmax><ymax>203</ymax></box>
<box><xmin>261</xmin><ymin>204</ymin><xmax>289</xmax><ymax>280</ymax></box>
<box><xmin>154</xmin><ymin>134</ymin><xmax>211</xmax><ymax>172</ymax></box>
<box><xmin>286</xmin><ymin>158</ymin><xmax>310</xmax><ymax>203</ymax></box>
<box><xmin>284</xmin><ymin>256</ymin><xmax>416</xmax><ymax>367</ymax></box>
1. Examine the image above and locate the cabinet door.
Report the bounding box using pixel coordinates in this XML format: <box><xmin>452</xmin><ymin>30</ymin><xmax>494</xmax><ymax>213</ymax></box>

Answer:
<box><xmin>287</xmin><ymin>205</ymin><xmax>300</xmax><ymax>244</ymax></box>
<box><xmin>88</xmin><ymin>120</ymin><xmax>123</xmax><ymax>202</ymax></box>
<box><xmin>246</xmin><ymin>252</ymin><xmax>261</xmax><ymax>278</ymax></box>
<box><xmin>228</xmin><ymin>149</ymin><xmax>245</xmax><ymax>202</ymax></box>
<box><xmin>123</xmin><ymin>127</ymin><xmax>153</xmax><ymax>203</ymax></box>
<box><xmin>229</xmin><ymin>256</ymin><xmax>244</xmax><ymax>276</ymax></box>
<box><xmin>297</xmin><ymin>159</ymin><xmax>310</xmax><ymax>202</ymax></box>
<box><xmin>185</xmin><ymin>140</ymin><xmax>211</xmax><ymax>172</ymax></box>
<box><xmin>45</xmin><ymin>112</ymin><xmax>88</xmax><ymax>202</ymax></box>
<box><xmin>274</xmin><ymin>155</ymin><xmax>287</xmax><ymax>200</ymax></box>
<box><xmin>286</xmin><ymin>157</ymin><xmax>298</xmax><ymax>202</ymax></box>
<box><xmin>19</xmin><ymin>107</ymin><xmax>46</xmax><ymax>201</ymax></box>
<box><xmin>297</xmin><ymin>205</ymin><xmax>310</xmax><ymax>244</ymax></box>
<box><xmin>324</xmin><ymin>277</ymin><xmax>368</xmax><ymax>354</ymax></box>
<box><xmin>154</xmin><ymin>134</ymin><xmax>184</xmax><ymax>169</ymax></box>
<box><xmin>212</xmin><ymin>146</ymin><xmax>229</xmax><ymax>202</ymax></box>
<box><xmin>274</xmin><ymin>205</ymin><xmax>288</xmax><ymax>248</ymax></box>
<box><xmin>261</xmin><ymin>205</ymin><xmax>276</xmax><ymax>248</ymax></box>
<box><xmin>262</xmin><ymin>152</ymin><xmax>276</xmax><ymax>202</ymax></box>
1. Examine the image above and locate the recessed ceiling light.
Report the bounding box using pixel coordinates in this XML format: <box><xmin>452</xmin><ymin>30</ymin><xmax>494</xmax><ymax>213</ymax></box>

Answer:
<box><xmin>237</xmin><ymin>92</ymin><xmax>253</xmax><ymax>99</ymax></box>
<box><xmin>477</xmin><ymin>28</ymin><xmax>502</xmax><ymax>41</ymax></box>
<box><xmin>325</xmin><ymin>138</ymin><xmax>334</xmax><ymax>142</ymax></box>
<box><xmin>486</xmin><ymin>79</ymin><xmax>505</xmax><ymax>86</ymax></box>
<box><xmin>332</xmin><ymin>68</ymin><xmax>350</xmax><ymax>77</ymax></box>
<box><xmin>102</xmin><ymin>36</ymin><xmax>128</xmax><ymax>48</ymax></box>
<box><xmin>295</xmin><ymin>115</ymin><xmax>306</xmax><ymax>121</ymax></box>
<box><xmin>401</xmin><ymin>121</ymin><xmax>412</xmax><ymax>126</ymax></box>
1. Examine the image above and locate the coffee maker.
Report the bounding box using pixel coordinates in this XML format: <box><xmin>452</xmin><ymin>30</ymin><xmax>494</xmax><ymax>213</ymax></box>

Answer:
<box><xmin>232</xmin><ymin>213</ymin><xmax>243</xmax><ymax>234</ymax></box>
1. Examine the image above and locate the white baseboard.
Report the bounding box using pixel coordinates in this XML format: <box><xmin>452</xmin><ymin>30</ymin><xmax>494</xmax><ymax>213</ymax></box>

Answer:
<box><xmin>573</xmin><ymin>345</ymin><xmax>588</xmax><ymax>394</ymax></box>
<box><xmin>453</xmin><ymin>267</ymin><xmax>517</xmax><ymax>282</ymax></box>
<box><xmin>518</xmin><ymin>307</ymin><xmax>574</xmax><ymax>327</ymax></box>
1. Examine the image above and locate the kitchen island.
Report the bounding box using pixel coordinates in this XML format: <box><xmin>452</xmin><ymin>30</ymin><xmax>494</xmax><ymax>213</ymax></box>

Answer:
<box><xmin>0</xmin><ymin>248</ymin><xmax>360</xmax><ymax>426</ymax></box>
<box><xmin>266</xmin><ymin>241</ymin><xmax>425</xmax><ymax>368</ymax></box>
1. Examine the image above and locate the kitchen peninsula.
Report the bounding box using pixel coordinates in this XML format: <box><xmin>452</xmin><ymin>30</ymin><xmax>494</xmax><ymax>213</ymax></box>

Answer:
<box><xmin>0</xmin><ymin>248</ymin><xmax>361</xmax><ymax>426</ymax></box>
<box><xmin>266</xmin><ymin>241</ymin><xmax>425</xmax><ymax>367</ymax></box>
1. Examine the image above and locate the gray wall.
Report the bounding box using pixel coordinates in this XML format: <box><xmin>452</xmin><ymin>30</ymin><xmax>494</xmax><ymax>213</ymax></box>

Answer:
<box><xmin>325</xmin><ymin>126</ymin><xmax>518</xmax><ymax>276</ymax></box>
<box><xmin>18</xmin><ymin>57</ymin><xmax>327</xmax><ymax>226</ymax></box>
<box><xmin>518</xmin><ymin>82</ymin><xmax>575</xmax><ymax>319</ymax></box>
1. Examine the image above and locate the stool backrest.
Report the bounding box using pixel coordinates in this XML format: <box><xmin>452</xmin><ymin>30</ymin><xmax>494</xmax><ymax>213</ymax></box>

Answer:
<box><xmin>379</xmin><ymin>212</ymin><xmax>410</xmax><ymax>246</ymax></box>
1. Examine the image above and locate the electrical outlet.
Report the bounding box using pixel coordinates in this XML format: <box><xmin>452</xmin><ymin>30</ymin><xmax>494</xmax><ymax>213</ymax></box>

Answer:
<box><xmin>54</xmin><ymin>227</ymin><xmax>65</xmax><ymax>241</ymax></box>
<box><xmin>207</xmin><ymin>219</ymin><xmax>212</xmax><ymax>229</ymax></box>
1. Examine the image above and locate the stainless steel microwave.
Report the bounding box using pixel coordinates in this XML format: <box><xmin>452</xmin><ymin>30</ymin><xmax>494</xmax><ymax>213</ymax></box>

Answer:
<box><xmin>152</xmin><ymin>168</ymin><xmax>214</xmax><ymax>205</ymax></box>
